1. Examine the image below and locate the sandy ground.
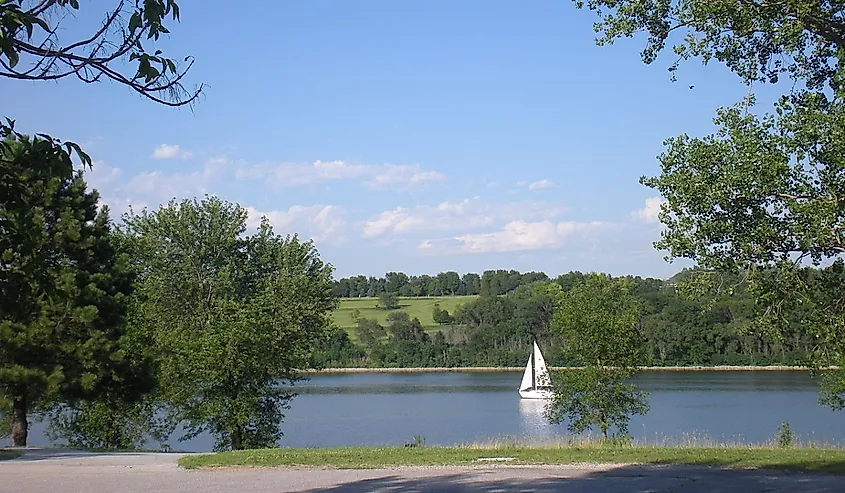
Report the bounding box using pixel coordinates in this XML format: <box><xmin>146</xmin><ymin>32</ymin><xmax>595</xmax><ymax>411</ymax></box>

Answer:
<box><xmin>1</xmin><ymin>448</ymin><xmax>843</xmax><ymax>492</ymax></box>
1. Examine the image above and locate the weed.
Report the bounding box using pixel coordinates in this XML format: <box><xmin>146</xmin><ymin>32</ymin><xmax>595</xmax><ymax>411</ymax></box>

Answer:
<box><xmin>777</xmin><ymin>422</ymin><xmax>796</xmax><ymax>448</ymax></box>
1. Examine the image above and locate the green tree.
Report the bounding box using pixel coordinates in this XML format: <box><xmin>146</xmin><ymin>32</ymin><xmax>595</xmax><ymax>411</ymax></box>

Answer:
<box><xmin>547</xmin><ymin>273</ymin><xmax>649</xmax><ymax>439</ymax></box>
<box><xmin>573</xmin><ymin>1</ymin><xmax>845</xmax><ymax>402</ymax></box>
<box><xmin>378</xmin><ymin>291</ymin><xmax>400</xmax><ymax>310</ymax></box>
<box><xmin>432</xmin><ymin>304</ymin><xmax>453</xmax><ymax>325</ymax></box>
<box><xmin>0</xmin><ymin>135</ymin><xmax>139</xmax><ymax>446</ymax></box>
<box><xmin>546</xmin><ymin>366</ymin><xmax>649</xmax><ymax>440</ymax></box>
<box><xmin>122</xmin><ymin>196</ymin><xmax>337</xmax><ymax>451</ymax></box>
<box><xmin>43</xmin><ymin>243</ymin><xmax>166</xmax><ymax>451</ymax></box>
<box><xmin>355</xmin><ymin>317</ymin><xmax>385</xmax><ymax>349</ymax></box>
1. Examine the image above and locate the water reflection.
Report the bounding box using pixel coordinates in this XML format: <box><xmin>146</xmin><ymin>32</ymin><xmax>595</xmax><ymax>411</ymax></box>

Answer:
<box><xmin>15</xmin><ymin>370</ymin><xmax>845</xmax><ymax>451</ymax></box>
<box><xmin>517</xmin><ymin>398</ymin><xmax>556</xmax><ymax>439</ymax></box>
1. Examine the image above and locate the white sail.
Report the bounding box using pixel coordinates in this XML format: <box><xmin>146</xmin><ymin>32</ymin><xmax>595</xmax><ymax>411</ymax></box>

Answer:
<box><xmin>533</xmin><ymin>341</ymin><xmax>551</xmax><ymax>388</ymax></box>
<box><xmin>518</xmin><ymin>340</ymin><xmax>554</xmax><ymax>399</ymax></box>
<box><xmin>519</xmin><ymin>351</ymin><xmax>534</xmax><ymax>391</ymax></box>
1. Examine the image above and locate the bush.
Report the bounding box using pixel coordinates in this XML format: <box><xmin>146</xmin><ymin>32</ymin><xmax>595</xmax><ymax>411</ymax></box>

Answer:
<box><xmin>776</xmin><ymin>421</ymin><xmax>795</xmax><ymax>448</ymax></box>
<box><xmin>378</xmin><ymin>291</ymin><xmax>400</xmax><ymax>310</ymax></box>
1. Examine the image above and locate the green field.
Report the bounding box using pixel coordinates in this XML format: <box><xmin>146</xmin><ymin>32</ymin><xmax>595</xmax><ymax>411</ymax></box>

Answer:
<box><xmin>332</xmin><ymin>296</ymin><xmax>477</xmax><ymax>329</ymax></box>
<box><xmin>178</xmin><ymin>445</ymin><xmax>845</xmax><ymax>473</ymax></box>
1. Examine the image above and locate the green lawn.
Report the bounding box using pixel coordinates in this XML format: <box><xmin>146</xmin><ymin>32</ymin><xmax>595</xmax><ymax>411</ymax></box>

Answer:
<box><xmin>0</xmin><ymin>450</ymin><xmax>22</xmax><ymax>460</ymax></box>
<box><xmin>178</xmin><ymin>445</ymin><xmax>845</xmax><ymax>474</ymax></box>
<box><xmin>332</xmin><ymin>296</ymin><xmax>476</xmax><ymax>329</ymax></box>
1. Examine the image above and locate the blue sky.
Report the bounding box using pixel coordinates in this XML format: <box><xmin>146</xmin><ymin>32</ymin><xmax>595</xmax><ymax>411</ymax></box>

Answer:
<box><xmin>3</xmin><ymin>1</ymin><xmax>772</xmax><ymax>279</ymax></box>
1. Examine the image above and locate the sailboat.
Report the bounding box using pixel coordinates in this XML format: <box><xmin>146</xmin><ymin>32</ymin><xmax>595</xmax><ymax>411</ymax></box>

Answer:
<box><xmin>518</xmin><ymin>340</ymin><xmax>554</xmax><ymax>399</ymax></box>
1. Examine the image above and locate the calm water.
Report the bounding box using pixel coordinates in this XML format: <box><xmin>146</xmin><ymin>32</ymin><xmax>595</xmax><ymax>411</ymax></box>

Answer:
<box><xmin>20</xmin><ymin>371</ymin><xmax>845</xmax><ymax>451</ymax></box>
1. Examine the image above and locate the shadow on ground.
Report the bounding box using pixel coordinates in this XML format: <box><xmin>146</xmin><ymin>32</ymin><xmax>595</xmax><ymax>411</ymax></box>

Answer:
<box><xmin>299</xmin><ymin>464</ymin><xmax>845</xmax><ymax>493</ymax></box>
<box><xmin>5</xmin><ymin>448</ymin><xmax>178</xmax><ymax>463</ymax></box>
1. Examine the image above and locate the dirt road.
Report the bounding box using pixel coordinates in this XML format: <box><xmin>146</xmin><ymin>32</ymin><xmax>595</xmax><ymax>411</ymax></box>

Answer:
<box><xmin>1</xmin><ymin>448</ymin><xmax>842</xmax><ymax>492</ymax></box>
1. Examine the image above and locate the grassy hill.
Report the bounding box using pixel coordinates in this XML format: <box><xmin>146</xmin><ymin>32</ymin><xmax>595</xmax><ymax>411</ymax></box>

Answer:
<box><xmin>332</xmin><ymin>296</ymin><xmax>477</xmax><ymax>330</ymax></box>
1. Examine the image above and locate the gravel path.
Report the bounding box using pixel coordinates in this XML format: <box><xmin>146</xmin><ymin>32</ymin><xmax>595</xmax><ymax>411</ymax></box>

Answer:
<box><xmin>1</xmin><ymin>448</ymin><xmax>843</xmax><ymax>492</ymax></box>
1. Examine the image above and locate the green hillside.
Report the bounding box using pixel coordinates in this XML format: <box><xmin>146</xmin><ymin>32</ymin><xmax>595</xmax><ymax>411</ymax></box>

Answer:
<box><xmin>332</xmin><ymin>296</ymin><xmax>476</xmax><ymax>329</ymax></box>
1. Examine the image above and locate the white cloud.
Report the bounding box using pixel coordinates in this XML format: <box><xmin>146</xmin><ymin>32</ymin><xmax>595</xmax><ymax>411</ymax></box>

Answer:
<box><xmin>84</xmin><ymin>160</ymin><xmax>347</xmax><ymax>246</ymax></box>
<box><xmin>246</xmin><ymin>205</ymin><xmax>346</xmax><ymax>244</ymax></box>
<box><xmin>632</xmin><ymin>196</ymin><xmax>666</xmax><ymax>224</ymax></box>
<box><xmin>362</xmin><ymin>197</ymin><xmax>569</xmax><ymax>238</ymax></box>
<box><xmin>528</xmin><ymin>179</ymin><xmax>555</xmax><ymax>191</ymax></box>
<box><xmin>419</xmin><ymin>220</ymin><xmax>611</xmax><ymax>254</ymax></box>
<box><xmin>152</xmin><ymin>144</ymin><xmax>193</xmax><ymax>160</ymax></box>
<box><xmin>235</xmin><ymin>160</ymin><xmax>443</xmax><ymax>189</ymax></box>
<box><xmin>83</xmin><ymin>159</ymin><xmax>221</xmax><ymax>218</ymax></box>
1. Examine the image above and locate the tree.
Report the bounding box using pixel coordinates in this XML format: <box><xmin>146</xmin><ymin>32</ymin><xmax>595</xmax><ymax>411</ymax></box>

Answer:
<box><xmin>121</xmin><ymin>196</ymin><xmax>337</xmax><ymax>451</ymax></box>
<box><xmin>462</xmin><ymin>273</ymin><xmax>481</xmax><ymax>295</ymax></box>
<box><xmin>43</xmin><ymin>231</ymin><xmax>165</xmax><ymax>450</ymax></box>
<box><xmin>385</xmin><ymin>271</ymin><xmax>409</xmax><ymax>294</ymax></box>
<box><xmin>643</xmin><ymin>94</ymin><xmax>845</xmax><ymax>368</ymax></box>
<box><xmin>546</xmin><ymin>273</ymin><xmax>649</xmax><ymax>439</ymax></box>
<box><xmin>546</xmin><ymin>366</ymin><xmax>649</xmax><ymax>440</ymax></box>
<box><xmin>432</xmin><ymin>304</ymin><xmax>453</xmax><ymax>325</ymax></box>
<box><xmin>573</xmin><ymin>0</ymin><xmax>845</xmax><ymax>403</ymax></box>
<box><xmin>0</xmin><ymin>134</ymin><xmax>139</xmax><ymax>446</ymax></box>
<box><xmin>378</xmin><ymin>291</ymin><xmax>400</xmax><ymax>310</ymax></box>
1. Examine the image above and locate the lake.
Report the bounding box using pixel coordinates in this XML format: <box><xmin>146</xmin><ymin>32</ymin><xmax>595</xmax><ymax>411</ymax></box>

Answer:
<box><xmin>19</xmin><ymin>370</ymin><xmax>845</xmax><ymax>451</ymax></box>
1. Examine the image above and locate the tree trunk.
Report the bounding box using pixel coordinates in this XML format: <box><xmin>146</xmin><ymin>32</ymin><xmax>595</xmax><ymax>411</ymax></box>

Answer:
<box><xmin>11</xmin><ymin>394</ymin><xmax>28</xmax><ymax>447</ymax></box>
<box><xmin>231</xmin><ymin>427</ymin><xmax>242</xmax><ymax>451</ymax></box>
<box><xmin>598</xmin><ymin>409</ymin><xmax>607</xmax><ymax>440</ymax></box>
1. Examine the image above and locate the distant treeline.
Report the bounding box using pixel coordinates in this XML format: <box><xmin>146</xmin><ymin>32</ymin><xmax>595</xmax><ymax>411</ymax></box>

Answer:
<box><xmin>319</xmin><ymin>269</ymin><xmax>817</xmax><ymax>369</ymax></box>
<box><xmin>334</xmin><ymin>269</ymin><xmax>562</xmax><ymax>297</ymax></box>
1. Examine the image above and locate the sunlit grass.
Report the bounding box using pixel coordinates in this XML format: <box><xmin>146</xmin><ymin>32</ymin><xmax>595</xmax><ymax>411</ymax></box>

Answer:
<box><xmin>178</xmin><ymin>442</ymin><xmax>845</xmax><ymax>474</ymax></box>
<box><xmin>332</xmin><ymin>296</ymin><xmax>476</xmax><ymax>332</ymax></box>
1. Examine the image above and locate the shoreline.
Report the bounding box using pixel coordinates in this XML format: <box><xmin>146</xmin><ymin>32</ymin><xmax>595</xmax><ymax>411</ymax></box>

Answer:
<box><xmin>307</xmin><ymin>365</ymin><xmax>840</xmax><ymax>373</ymax></box>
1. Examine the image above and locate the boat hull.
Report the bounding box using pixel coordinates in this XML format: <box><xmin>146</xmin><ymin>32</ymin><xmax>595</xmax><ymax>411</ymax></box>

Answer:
<box><xmin>518</xmin><ymin>388</ymin><xmax>554</xmax><ymax>399</ymax></box>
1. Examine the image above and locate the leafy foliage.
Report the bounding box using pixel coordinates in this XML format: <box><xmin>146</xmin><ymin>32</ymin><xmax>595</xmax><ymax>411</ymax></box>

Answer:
<box><xmin>547</xmin><ymin>367</ymin><xmax>650</xmax><ymax>439</ymax></box>
<box><xmin>431</xmin><ymin>304</ymin><xmax>454</xmax><ymax>325</ymax></box>
<box><xmin>320</xmin><ymin>268</ymin><xmax>830</xmax><ymax>369</ymax></box>
<box><xmin>45</xmin><ymin>399</ymin><xmax>168</xmax><ymax>450</ymax></box>
<box><xmin>333</xmin><ymin>269</ymin><xmax>547</xmax><ymax>297</ymax></box>
<box><xmin>378</xmin><ymin>291</ymin><xmax>400</xmax><ymax>310</ymax></box>
<box><xmin>547</xmin><ymin>274</ymin><xmax>650</xmax><ymax>439</ymax></box>
<box><xmin>552</xmin><ymin>274</ymin><xmax>646</xmax><ymax>367</ymax></box>
<box><xmin>0</xmin><ymin>0</ymin><xmax>202</xmax><ymax>196</ymax></box>
<box><xmin>573</xmin><ymin>0</ymin><xmax>845</xmax><ymax>91</ymax></box>
<box><xmin>776</xmin><ymin>421</ymin><xmax>796</xmax><ymax>448</ymax></box>
<box><xmin>646</xmin><ymin>94</ymin><xmax>845</xmax><ymax>272</ymax></box>
<box><xmin>0</xmin><ymin>0</ymin><xmax>201</xmax><ymax>107</ymax></box>
<box><xmin>573</xmin><ymin>0</ymin><xmax>845</xmax><ymax>408</ymax></box>
<box><xmin>0</xmin><ymin>134</ymin><xmax>141</xmax><ymax>446</ymax></box>
<box><xmin>121</xmin><ymin>196</ymin><xmax>337</xmax><ymax>450</ymax></box>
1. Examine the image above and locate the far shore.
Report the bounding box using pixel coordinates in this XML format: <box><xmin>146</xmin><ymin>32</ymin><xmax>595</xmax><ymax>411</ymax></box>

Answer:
<box><xmin>306</xmin><ymin>365</ymin><xmax>840</xmax><ymax>374</ymax></box>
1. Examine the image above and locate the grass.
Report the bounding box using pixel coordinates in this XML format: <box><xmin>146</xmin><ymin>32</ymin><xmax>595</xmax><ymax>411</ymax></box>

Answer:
<box><xmin>0</xmin><ymin>449</ymin><xmax>22</xmax><ymax>460</ymax></box>
<box><xmin>332</xmin><ymin>296</ymin><xmax>476</xmax><ymax>330</ymax></box>
<box><xmin>178</xmin><ymin>444</ymin><xmax>845</xmax><ymax>474</ymax></box>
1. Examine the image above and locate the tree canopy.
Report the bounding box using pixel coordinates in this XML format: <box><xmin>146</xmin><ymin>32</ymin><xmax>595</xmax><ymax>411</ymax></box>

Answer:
<box><xmin>575</xmin><ymin>0</ymin><xmax>845</xmax><ymax>91</ymax></box>
<box><xmin>547</xmin><ymin>274</ymin><xmax>650</xmax><ymax>439</ymax></box>
<box><xmin>121</xmin><ymin>197</ymin><xmax>337</xmax><ymax>450</ymax></box>
<box><xmin>0</xmin><ymin>134</ymin><xmax>139</xmax><ymax>446</ymax></box>
<box><xmin>574</xmin><ymin>0</ymin><xmax>845</xmax><ymax>405</ymax></box>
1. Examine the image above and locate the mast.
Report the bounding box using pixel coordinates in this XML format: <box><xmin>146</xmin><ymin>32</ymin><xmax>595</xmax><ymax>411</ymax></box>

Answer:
<box><xmin>531</xmin><ymin>341</ymin><xmax>536</xmax><ymax>389</ymax></box>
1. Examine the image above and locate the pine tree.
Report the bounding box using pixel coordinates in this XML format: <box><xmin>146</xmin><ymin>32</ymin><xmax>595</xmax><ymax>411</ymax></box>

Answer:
<box><xmin>0</xmin><ymin>134</ymin><xmax>140</xmax><ymax>446</ymax></box>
